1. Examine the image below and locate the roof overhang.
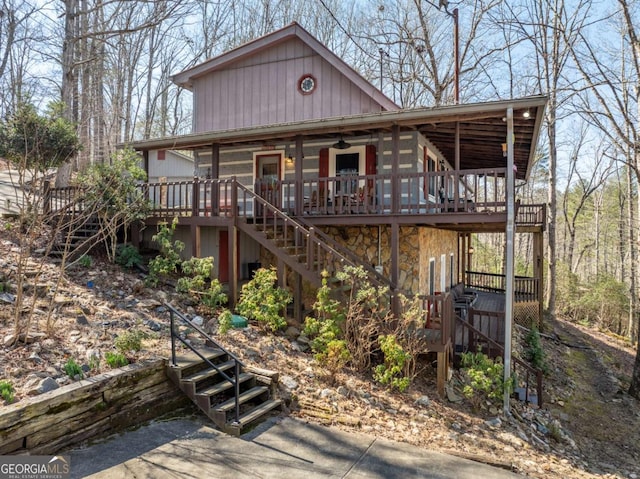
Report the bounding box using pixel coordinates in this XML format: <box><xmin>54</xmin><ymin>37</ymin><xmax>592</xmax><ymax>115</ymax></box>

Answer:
<box><xmin>124</xmin><ymin>95</ymin><xmax>547</xmax><ymax>181</ymax></box>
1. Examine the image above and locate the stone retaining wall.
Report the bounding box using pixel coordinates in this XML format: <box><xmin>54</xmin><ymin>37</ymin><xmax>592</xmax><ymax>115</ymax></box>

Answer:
<box><xmin>0</xmin><ymin>359</ymin><xmax>189</xmax><ymax>455</ymax></box>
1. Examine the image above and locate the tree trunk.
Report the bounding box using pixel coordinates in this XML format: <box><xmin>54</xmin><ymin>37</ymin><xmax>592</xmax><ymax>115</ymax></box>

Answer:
<box><xmin>56</xmin><ymin>0</ymin><xmax>78</xmax><ymax>187</ymax></box>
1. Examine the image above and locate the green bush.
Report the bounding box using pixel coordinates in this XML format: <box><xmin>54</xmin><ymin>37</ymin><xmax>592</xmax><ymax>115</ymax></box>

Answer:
<box><xmin>303</xmin><ymin>272</ymin><xmax>346</xmax><ymax>359</ymax></box>
<box><xmin>0</xmin><ymin>380</ymin><xmax>15</xmax><ymax>404</ymax></box>
<box><xmin>116</xmin><ymin>244</ymin><xmax>143</xmax><ymax>269</ymax></box>
<box><xmin>78</xmin><ymin>148</ymin><xmax>149</xmax><ymax>262</ymax></box>
<box><xmin>64</xmin><ymin>358</ymin><xmax>84</xmax><ymax>379</ymax></box>
<box><xmin>79</xmin><ymin>255</ymin><xmax>92</xmax><ymax>268</ymax></box>
<box><xmin>374</xmin><ymin>334</ymin><xmax>411</xmax><ymax>392</ymax></box>
<box><xmin>460</xmin><ymin>350</ymin><xmax>513</xmax><ymax>409</ymax></box>
<box><xmin>218</xmin><ymin>309</ymin><xmax>233</xmax><ymax>335</ymax></box>
<box><xmin>88</xmin><ymin>354</ymin><xmax>100</xmax><ymax>371</ymax></box>
<box><xmin>524</xmin><ymin>327</ymin><xmax>549</xmax><ymax>374</ymax></box>
<box><xmin>114</xmin><ymin>330</ymin><xmax>147</xmax><ymax>353</ymax></box>
<box><xmin>105</xmin><ymin>352</ymin><xmax>129</xmax><ymax>368</ymax></box>
<box><xmin>236</xmin><ymin>267</ymin><xmax>291</xmax><ymax>332</ymax></box>
<box><xmin>147</xmin><ymin>218</ymin><xmax>184</xmax><ymax>286</ymax></box>
<box><xmin>176</xmin><ymin>257</ymin><xmax>228</xmax><ymax>313</ymax></box>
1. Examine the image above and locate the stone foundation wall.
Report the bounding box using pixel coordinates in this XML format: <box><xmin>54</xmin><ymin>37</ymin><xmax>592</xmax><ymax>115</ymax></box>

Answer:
<box><xmin>259</xmin><ymin>225</ymin><xmax>458</xmax><ymax>296</ymax></box>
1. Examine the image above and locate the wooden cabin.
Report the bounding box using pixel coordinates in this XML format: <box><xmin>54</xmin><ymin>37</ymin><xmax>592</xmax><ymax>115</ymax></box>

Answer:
<box><xmin>117</xmin><ymin>23</ymin><xmax>546</xmax><ymax>396</ymax></box>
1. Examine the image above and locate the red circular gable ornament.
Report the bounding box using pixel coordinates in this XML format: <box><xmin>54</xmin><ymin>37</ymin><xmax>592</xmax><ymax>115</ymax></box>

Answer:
<box><xmin>298</xmin><ymin>74</ymin><xmax>316</xmax><ymax>95</ymax></box>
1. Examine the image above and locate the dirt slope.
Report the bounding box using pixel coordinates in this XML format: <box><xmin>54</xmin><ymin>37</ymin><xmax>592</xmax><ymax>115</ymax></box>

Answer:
<box><xmin>0</xmin><ymin>224</ymin><xmax>639</xmax><ymax>478</ymax></box>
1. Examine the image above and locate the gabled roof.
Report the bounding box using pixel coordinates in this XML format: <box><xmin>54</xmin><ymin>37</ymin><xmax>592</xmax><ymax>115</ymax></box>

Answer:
<box><xmin>171</xmin><ymin>22</ymin><xmax>399</xmax><ymax>112</ymax></box>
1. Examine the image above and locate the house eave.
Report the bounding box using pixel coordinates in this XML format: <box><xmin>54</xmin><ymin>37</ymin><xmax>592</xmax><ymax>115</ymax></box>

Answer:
<box><xmin>124</xmin><ymin>95</ymin><xmax>547</xmax><ymax>180</ymax></box>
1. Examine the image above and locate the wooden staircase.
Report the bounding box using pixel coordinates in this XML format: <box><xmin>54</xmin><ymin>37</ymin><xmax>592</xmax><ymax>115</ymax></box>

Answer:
<box><xmin>47</xmin><ymin>213</ymin><xmax>102</xmax><ymax>264</ymax></box>
<box><xmin>236</xmin><ymin>183</ymin><xmax>393</xmax><ymax>292</ymax></box>
<box><xmin>165</xmin><ymin>304</ymin><xmax>282</xmax><ymax>436</ymax></box>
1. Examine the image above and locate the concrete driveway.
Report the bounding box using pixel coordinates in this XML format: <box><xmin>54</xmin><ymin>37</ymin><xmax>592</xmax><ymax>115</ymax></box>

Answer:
<box><xmin>0</xmin><ymin>168</ymin><xmax>30</xmax><ymax>216</ymax></box>
<box><xmin>68</xmin><ymin>416</ymin><xmax>524</xmax><ymax>479</ymax></box>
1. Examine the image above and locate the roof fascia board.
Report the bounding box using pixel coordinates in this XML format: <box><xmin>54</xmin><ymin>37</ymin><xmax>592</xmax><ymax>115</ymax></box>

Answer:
<box><xmin>172</xmin><ymin>27</ymin><xmax>296</xmax><ymax>88</ymax></box>
<box><xmin>124</xmin><ymin>96</ymin><xmax>548</xmax><ymax>151</ymax></box>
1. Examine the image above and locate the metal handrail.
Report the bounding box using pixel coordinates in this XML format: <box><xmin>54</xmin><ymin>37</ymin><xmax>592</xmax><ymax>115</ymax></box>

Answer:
<box><xmin>166</xmin><ymin>302</ymin><xmax>244</xmax><ymax>425</ymax></box>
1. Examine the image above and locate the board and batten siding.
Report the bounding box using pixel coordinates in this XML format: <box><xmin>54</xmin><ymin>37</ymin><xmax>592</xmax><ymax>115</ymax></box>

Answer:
<box><xmin>192</xmin><ymin>37</ymin><xmax>386</xmax><ymax>132</ymax></box>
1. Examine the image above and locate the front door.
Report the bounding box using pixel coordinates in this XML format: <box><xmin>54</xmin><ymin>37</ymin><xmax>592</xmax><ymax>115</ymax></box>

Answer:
<box><xmin>255</xmin><ymin>154</ymin><xmax>282</xmax><ymax>215</ymax></box>
<box><xmin>218</xmin><ymin>230</ymin><xmax>240</xmax><ymax>283</ymax></box>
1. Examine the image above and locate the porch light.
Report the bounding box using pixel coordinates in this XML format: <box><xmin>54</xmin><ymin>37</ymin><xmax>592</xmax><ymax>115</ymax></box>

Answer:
<box><xmin>501</xmin><ymin>143</ymin><xmax>507</xmax><ymax>157</ymax></box>
<box><xmin>468</xmin><ymin>246</ymin><xmax>474</xmax><ymax>254</ymax></box>
<box><xmin>286</xmin><ymin>154</ymin><xmax>294</xmax><ymax>166</ymax></box>
<box><xmin>523</xmin><ymin>109</ymin><xmax>531</xmax><ymax>119</ymax></box>
<box><xmin>332</xmin><ymin>137</ymin><xmax>351</xmax><ymax>150</ymax></box>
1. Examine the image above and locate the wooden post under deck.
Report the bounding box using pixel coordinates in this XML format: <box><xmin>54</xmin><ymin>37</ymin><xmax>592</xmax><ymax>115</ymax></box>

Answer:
<box><xmin>391</xmin><ymin>221</ymin><xmax>399</xmax><ymax>316</ymax></box>
<box><xmin>294</xmin><ymin>135</ymin><xmax>303</xmax><ymax>216</ymax></box>
<box><xmin>534</xmin><ymin>230</ymin><xmax>544</xmax><ymax>328</ymax></box>
<box><xmin>191</xmin><ymin>224</ymin><xmax>201</xmax><ymax>258</ymax></box>
<box><xmin>437</xmin><ymin>349</ymin><xmax>449</xmax><ymax>397</ymax></box>
<box><xmin>228</xmin><ymin>225</ymin><xmax>238</xmax><ymax>308</ymax></box>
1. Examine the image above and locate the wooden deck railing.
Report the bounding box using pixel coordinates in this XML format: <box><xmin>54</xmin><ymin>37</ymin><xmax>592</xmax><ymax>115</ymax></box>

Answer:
<box><xmin>45</xmin><ymin>170</ymin><xmax>545</xmax><ymax>228</ymax></box>
<box><xmin>465</xmin><ymin>271</ymin><xmax>539</xmax><ymax>303</ymax></box>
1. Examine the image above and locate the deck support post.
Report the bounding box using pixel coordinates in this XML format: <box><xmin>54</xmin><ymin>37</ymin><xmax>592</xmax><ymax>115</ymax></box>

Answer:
<box><xmin>504</xmin><ymin>107</ymin><xmax>515</xmax><ymax>415</ymax></box>
<box><xmin>228</xmin><ymin>225</ymin><xmax>238</xmax><ymax>309</ymax></box>
<box><xmin>391</xmin><ymin>221</ymin><xmax>399</xmax><ymax>316</ymax></box>
<box><xmin>391</xmin><ymin>125</ymin><xmax>400</xmax><ymax>214</ymax></box>
<box><xmin>211</xmin><ymin>143</ymin><xmax>220</xmax><ymax>208</ymax></box>
<box><xmin>294</xmin><ymin>273</ymin><xmax>303</xmax><ymax>324</ymax></box>
<box><xmin>534</xmin><ymin>230</ymin><xmax>544</xmax><ymax>328</ymax></box>
<box><xmin>191</xmin><ymin>224</ymin><xmax>201</xmax><ymax>258</ymax></box>
<box><xmin>295</xmin><ymin>135</ymin><xmax>303</xmax><ymax>216</ymax></box>
<box><xmin>436</xmin><ymin>348</ymin><xmax>449</xmax><ymax>397</ymax></box>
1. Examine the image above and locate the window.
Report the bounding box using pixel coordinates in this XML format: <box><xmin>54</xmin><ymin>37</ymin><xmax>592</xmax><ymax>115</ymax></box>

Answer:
<box><xmin>429</xmin><ymin>258</ymin><xmax>436</xmax><ymax>295</ymax></box>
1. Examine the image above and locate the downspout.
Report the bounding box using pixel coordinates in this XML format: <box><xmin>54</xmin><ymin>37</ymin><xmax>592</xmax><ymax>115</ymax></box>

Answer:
<box><xmin>504</xmin><ymin>107</ymin><xmax>515</xmax><ymax>415</ymax></box>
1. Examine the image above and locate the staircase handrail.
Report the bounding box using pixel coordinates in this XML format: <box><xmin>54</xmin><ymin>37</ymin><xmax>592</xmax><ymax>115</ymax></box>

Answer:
<box><xmin>454</xmin><ymin>313</ymin><xmax>543</xmax><ymax>406</ymax></box>
<box><xmin>235</xmin><ymin>182</ymin><xmax>391</xmax><ymax>291</ymax></box>
<box><xmin>166</xmin><ymin>302</ymin><xmax>244</xmax><ymax>424</ymax></box>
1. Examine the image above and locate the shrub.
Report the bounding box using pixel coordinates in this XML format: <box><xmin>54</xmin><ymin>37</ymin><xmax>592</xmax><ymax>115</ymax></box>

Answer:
<box><xmin>0</xmin><ymin>380</ymin><xmax>15</xmax><ymax>404</ymax></box>
<box><xmin>115</xmin><ymin>244</ymin><xmax>143</xmax><ymax>269</ymax></box>
<box><xmin>88</xmin><ymin>354</ymin><xmax>100</xmax><ymax>371</ymax></box>
<box><xmin>218</xmin><ymin>309</ymin><xmax>233</xmax><ymax>335</ymax></box>
<box><xmin>105</xmin><ymin>352</ymin><xmax>129</xmax><ymax>368</ymax></box>
<box><xmin>78</xmin><ymin>148</ymin><xmax>150</xmax><ymax>262</ymax></box>
<box><xmin>114</xmin><ymin>330</ymin><xmax>146</xmax><ymax>353</ymax></box>
<box><xmin>176</xmin><ymin>256</ymin><xmax>228</xmax><ymax>313</ymax></box>
<box><xmin>236</xmin><ymin>267</ymin><xmax>291</xmax><ymax>332</ymax></box>
<box><xmin>64</xmin><ymin>358</ymin><xmax>84</xmax><ymax>379</ymax></box>
<box><xmin>374</xmin><ymin>335</ymin><xmax>411</xmax><ymax>392</ymax></box>
<box><xmin>147</xmin><ymin>218</ymin><xmax>184</xmax><ymax>286</ymax></box>
<box><xmin>460</xmin><ymin>350</ymin><xmax>514</xmax><ymax>410</ymax></box>
<box><xmin>524</xmin><ymin>326</ymin><xmax>549</xmax><ymax>374</ymax></box>
<box><xmin>79</xmin><ymin>255</ymin><xmax>92</xmax><ymax>268</ymax></box>
<box><xmin>322</xmin><ymin>339</ymin><xmax>351</xmax><ymax>375</ymax></box>
<box><xmin>303</xmin><ymin>272</ymin><xmax>346</xmax><ymax>357</ymax></box>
